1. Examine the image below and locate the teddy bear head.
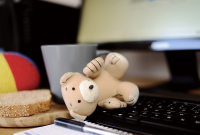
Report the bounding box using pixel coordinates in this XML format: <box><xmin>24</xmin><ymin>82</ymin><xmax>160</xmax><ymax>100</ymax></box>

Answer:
<box><xmin>60</xmin><ymin>72</ymin><xmax>99</xmax><ymax>120</ymax></box>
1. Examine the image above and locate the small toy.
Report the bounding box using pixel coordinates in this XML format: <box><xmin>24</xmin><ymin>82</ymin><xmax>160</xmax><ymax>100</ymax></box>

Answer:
<box><xmin>0</xmin><ymin>52</ymin><xmax>41</xmax><ymax>93</ymax></box>
<box><xmin>60</xmin><ymin>53</ymin><xmax>139</xmax><ymax>120</ymax></box>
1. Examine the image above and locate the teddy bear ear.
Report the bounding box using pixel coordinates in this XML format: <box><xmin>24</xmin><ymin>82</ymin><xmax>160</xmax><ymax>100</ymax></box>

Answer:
<box><xmin>60</xmin><ymin>72</ymin><xmax>74</xmax><ymax>86</ymax></box>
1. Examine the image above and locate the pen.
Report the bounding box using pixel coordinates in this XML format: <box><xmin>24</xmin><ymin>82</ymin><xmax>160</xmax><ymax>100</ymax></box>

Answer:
<box><xmin>54</xmin><ymin>117</ymin><xmax>120</xmax><ymax>135</ymax></box>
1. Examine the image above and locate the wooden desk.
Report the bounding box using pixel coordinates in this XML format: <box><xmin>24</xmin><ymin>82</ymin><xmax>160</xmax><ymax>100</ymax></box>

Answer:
<box><xmin>0</xmin><ymin>127</ymin><xmax>32</xmax><ymax>135</ymax></box>
<box><xmin>1</xmin><ymin>78</ymin><xmax>199</xmax><ymax>135</ymax></box>
<box><xmin>0</xmin><ymin>102</ymin><xmax>70</xmax><ymax>135</ymax></box>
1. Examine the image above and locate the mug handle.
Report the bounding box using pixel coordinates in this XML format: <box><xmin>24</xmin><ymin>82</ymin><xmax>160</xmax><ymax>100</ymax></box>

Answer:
<box><xmin>96</xmin><ymin>50</ymin><xmax>111</xmax><ymax>57</ymax></box>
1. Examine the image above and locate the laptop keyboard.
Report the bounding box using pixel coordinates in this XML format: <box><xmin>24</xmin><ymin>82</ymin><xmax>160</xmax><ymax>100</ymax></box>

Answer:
<box><xmin>86</xmin><ymin>95</ymin><xmax>200</xmax><ymax>135</ymax></box>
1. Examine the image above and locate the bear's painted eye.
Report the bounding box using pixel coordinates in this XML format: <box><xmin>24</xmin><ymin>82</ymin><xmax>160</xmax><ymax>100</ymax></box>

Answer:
<box><xmin>65</xmin><ymin>87</ymin><xmax>67</xmax><ymax>91</ymax></box>
<box><xmin>89</xmin><ymin>85</ymin><xmax>93</xmax><ymax>89</ymax></box>
<box><xmin>79</xmin><ymin>80</ymin><xmax>99</xmax><ymax>102</ymax></box>
<box><xmin>78</xmin><ymin>100</ymin><xmax>81</xmax><ymax>103</ymax></box>
<box><xmin>72</xmin><ymin>87</ymin><xmax>75</xmax><ymax>91</ymax></box>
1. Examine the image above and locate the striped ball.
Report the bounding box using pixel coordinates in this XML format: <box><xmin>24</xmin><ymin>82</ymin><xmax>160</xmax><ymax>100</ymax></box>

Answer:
<box><xmin>0</xmin><ymin>52</ymin><xmax>41</xmax><ymax>93</ymax></box>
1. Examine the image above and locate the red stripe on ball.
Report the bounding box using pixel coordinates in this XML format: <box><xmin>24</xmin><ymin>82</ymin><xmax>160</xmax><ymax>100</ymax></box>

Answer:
<box><xmin>4</xmin><ymin>53</ymin><xmax>41</xmax><ymax>91</ymax></box>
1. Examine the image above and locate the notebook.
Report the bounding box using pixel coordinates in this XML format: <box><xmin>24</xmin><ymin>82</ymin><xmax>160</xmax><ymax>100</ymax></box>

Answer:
<box><xmin>14</xmin><ymin>120</ymin><xmax>134</xmax><ymax>135</ymax></box>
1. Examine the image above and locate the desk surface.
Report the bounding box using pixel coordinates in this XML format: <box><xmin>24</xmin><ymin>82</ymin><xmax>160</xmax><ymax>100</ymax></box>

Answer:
<box><xmin>1</xmin><ymin>78</ymin><xmax>200</xmax><ymax>135</ymax></box>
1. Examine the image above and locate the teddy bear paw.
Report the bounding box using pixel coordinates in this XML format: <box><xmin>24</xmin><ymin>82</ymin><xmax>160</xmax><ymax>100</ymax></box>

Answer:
<box><xmin>83</xmin><ymin>57</ymin><xmax>104</xmax><ymax>77</ymax></box>
<box><xmin>108</xmin><ymin>53</ymin><xmax>128</xmax><ymax>65</ymax></box>
<box><xmin>126</xmin><ymin>99</ymin><xmax>136</xmax><ymax>106</ymax></box>
<box><xmin>98</xmin><ymin>98</ymin><xmax>127</xmax><ymax>109</ymax></box>
<box><xmin>120</xmin><ymin>102</ymin><xmax>127</xmax><ymax>108</ymax></box>
<box><xmin>126</xmin><ymin>86</ymin><xmax>139</xmax><ymax>106</ymax></box>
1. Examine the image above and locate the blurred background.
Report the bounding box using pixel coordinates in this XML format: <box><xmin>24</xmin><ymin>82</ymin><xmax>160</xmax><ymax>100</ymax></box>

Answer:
<box><xmin>0</xmin><ymin>0</ymin><xmax>81</xmax><ymax>88</ymax></box>
<box><xmin>1</xmin><ymin>0</ymin><xmax>200</xmax><ymax>91</ymax></box>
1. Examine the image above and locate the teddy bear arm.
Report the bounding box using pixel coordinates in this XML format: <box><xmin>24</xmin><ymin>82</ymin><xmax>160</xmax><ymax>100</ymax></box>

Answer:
<box><xmin>98</xmin><ymin>98</ymin><xmax>127</xmax><ymax>110</ymax></box>
<box><xmin>83</xmin><ymin>57</ymin><xmax>104</xmax><ymax>78</ymax></box>
<box><xmin>104</xmin><ymin>53</ymin><xmax>129</xmax><ymax>79</ymax></box>
<box><xmin>70</xmin><ymin>110</ymin><xmax>87</xmax><ymax>121</ymax></box>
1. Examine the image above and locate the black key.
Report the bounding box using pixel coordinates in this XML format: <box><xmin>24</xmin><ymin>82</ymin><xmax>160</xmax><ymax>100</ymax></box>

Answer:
<box><xmin>146</xmin><ymin>101</ymin><xmax>154</xmax><ymax>104</ymax></box>
<box><xmin>183</xmin><ymin>103</ymin><xmax>197</xmax><ymax>108</ymax></box>
<box><xmin>191</xmin><ymin>107</ymin><xmax>199</xmax><ymax>111</ymax></box>
<box><xmin>99</xmin><ymin>110</ymin><xmax>111</xmax><ymax>117</ymax></box>
<box><xmin>165</xmin><ymin>111</ymin><xmax>176</xmax><ymax>115</ymax></box>
<box><xmin>172</xmin><ymin>101</ymin><xmax>184</xmax><ymax>105</ymax></box>
<box><xmin>127</xmin><ymin>110</ymin><xmax>139</xmax><ymax>115</ymax></box>
<box><xmin>132</xmin><ymin>105</ymin><xmax>139</xmax><ymax>110</ymax></box>
<box><xmin>180</xmin><ymin>104</ymin><xmax>196</xmax><ymax>109</ymax></box>
<box><xmin>172</xmin><ymin>102</ymin><xmax>183</xmax><ymax>106</ymax></box>
<box><xmin>153</xmin><ymin>109</ymin><xmax>163</xmax><ymax>113</ymax></box>
<box><xmin>177</xmin><ymin>113</ymin><xmax>189</xmax><ymax>117</ymax></box>
<box><xmin>112</xmin><ymin>113</ymin><xmax>126</xmax><ymax>120</ymax></box>
<box><xmin>125</xmin><ymin>115</ymin><xmax>141</xmax><ymax>123</ymax></box>
<box><xmin>140</xmin><ymin>97</ymin><xmax>147</xmax><ymax>101</ymax></box>
<box><xmin>151</xmin><ymin>113</ymin><xmax>162</xmax><ymax>119</ymax></box>
<box><xmin>147</xmin><ymin>104</ymin><xmax>152</xmax><ymax>107</ymax></box>
<box><xmin>193</xmin><ymin>110</ymin><xmax>200</xmax><ymax>115</ymax></box>
<box><xmin>139</xmin><ymin>111</ymin><xmax>150</xmax><ymax>117</ymax></box>
<box><xmin>156</xmin><ymin>102</ymin><xmax>164</xmax><ymax>105</ymax></box>
<box><xmin>135</xmin><ymin>102</ymin><xmax>144</xmax><ymax>106</ymax></box>
<box><xmin>142</xmin><ymin>107</ymin><xmax>151</xmax><ymax>111</ymax></box>
<box><xmin>176</xmin><ymin>117</ymin><xmax>188</xmax><ymax>124</ymax></box>
<box><xmin>179</xmin><ymin>105</ymin><xmax>185</xmax><ymax>109</ymax></box>
<box><xmin>146</xmin><ymin>103</ymin><xmax>154</xmax><ymax>108</ymax></box>
<box><xmin>157</xmin><ymin>105</ymin><xmax>164</xmax><ymax>109</ymax></box>
<box><xmin>190</xmin><ymin>119</ymin><xmax>200</xmax><ymax>125</ymax></box>
<box><xmin>147</xmin><ymin>105</ymin><xmax>154</xmax><ymax>109</ymax></box>
<box><xmin>133</xmin><ymin>102</ymin><xmax>144</xmax><ymax>108</ymax></box>
<box><xmin>179</xmin><ymin>109</ymin><xmax>190</xmax><ymax>113</ymax></box>
<box><xmin>161</xmin><ymin>100</ymin><xmax>167</xmax><ymax>104</ymax></box>
<box><xmin>114</xmin><ymin>108</ymin><xmax>127</xmax><ymax>114</ymax></box>
<box><xmin>167</xmin><ymin>106</ymin><xmax>176</xmax><ymax>111</ymax></box>
<box><xmin>167</xmin><ymin>103</ymin><xmax>179</xmax><ymax>107</ymax></box>
<box><xmin>191</xmin><ymin>115</ymin><xmax>200</xmax><ymax>119</ymax></box>
<box><xmin>163</xmin><ymin>115</ymin><xmax>175</xmax><ymax>122</ymax></box>
<box><xmin>167</xmin><ymin>103</ymin><xmax>173</xmax><ymax>106</ymax></box>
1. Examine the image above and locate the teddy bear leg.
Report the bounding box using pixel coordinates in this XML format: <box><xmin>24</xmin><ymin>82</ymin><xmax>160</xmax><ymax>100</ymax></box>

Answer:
<box><xmin>104</xmin><ymin>53</ymin><xmax>129</xmax><ymax>79</ymax></box>
<box><xmin>116</xmin><ymin>82</ymin><xmax>139</xmax><ymax>106</ymax></box>
<box><xmin>98</xmin><ymin>98</ymin><xmax>127</xmax><ymax>110</ymax></box>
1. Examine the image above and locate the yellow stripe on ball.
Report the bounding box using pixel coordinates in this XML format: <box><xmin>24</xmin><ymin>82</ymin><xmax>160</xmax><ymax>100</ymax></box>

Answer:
<box><xmin>0</xmin><ymin>54</ymin><xmax>17</xmax><ymax>93</ymax></box>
